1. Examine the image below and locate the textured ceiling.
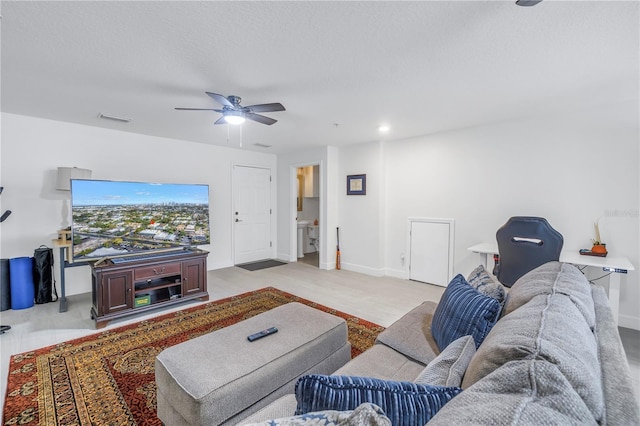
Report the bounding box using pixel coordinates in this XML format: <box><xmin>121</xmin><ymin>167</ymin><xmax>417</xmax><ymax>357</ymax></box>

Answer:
<box><xmin>1</xmin><ymin>1</ymin><xmax>638</xmax><ymax>154</ymax></box>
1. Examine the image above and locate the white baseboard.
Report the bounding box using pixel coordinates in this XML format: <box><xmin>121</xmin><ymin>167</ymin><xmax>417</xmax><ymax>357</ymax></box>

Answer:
<box><xmin>277</xmin><ymin>252</ymin><xmax>297</xmax><ymax>262</ymax></box>
<box><xmin>618</xmin><ymin>314</ymin><xmax>640</xmax><ymax>331</ymax></box>
<box><xmin>340</xmin><ymin>262</ymin><xmax>385</xmax><ymax>277</ymax></box>
<box><xmin>384</xmin><ymin>267</ymin><xmax>409</xmax><ymax>280</ymax></box>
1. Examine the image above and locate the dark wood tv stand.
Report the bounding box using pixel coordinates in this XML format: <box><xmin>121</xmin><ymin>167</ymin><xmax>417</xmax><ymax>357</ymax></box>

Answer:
<box><xmin>90</xmin><ymin>249</ymin><xmax>209</xmax><ymax>328</ymax></box>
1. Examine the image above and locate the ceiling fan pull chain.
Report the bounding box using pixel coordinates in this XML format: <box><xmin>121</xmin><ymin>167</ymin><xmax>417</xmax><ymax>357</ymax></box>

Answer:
<box><xmin>227</xmin><ymin>123</ymin><xmax>230</xmax><ymax>145</ymax></box>
<box><xmin>239</xmin><ymin>123</ymin><xmax>243</xmax><ymax>148</ymax></box>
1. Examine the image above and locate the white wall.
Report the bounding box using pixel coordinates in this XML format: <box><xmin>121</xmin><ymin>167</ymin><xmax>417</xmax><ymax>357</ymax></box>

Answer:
<box><xmin>0</xmin><ymin>113</ymin><xmax>276</xmax><ymax>296</ymax></box>
<box><xmin>339</xmin><ymin>102</ymin><xmax>639</xmax><ymax>328</ymax></box>
<box><xmin>338</xmin><ymin>141</ymin><xmax>385</xmax><ymax>275</ymax></box>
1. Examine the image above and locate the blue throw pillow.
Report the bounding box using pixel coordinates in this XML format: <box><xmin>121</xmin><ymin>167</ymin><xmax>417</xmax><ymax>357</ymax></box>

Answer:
<box><xmin>431</xmin><ymin>274</ymin><xmax>502</xmax><ymax>351</ymax></box>
<box><xmin>294</xmin><ymin>374</ymin><xmax>462</xmax><ymax>426</ymax></box>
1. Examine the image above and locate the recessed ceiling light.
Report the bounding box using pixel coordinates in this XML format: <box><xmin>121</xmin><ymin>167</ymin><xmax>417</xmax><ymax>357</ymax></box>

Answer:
<box><xmin>378</xmin><ymin>125</ymin><xmax>390</xmax><ymax>133</ymax></box>
<box><xmin>515</xmin><ymin>0</ymin><xmax>542</xmax><ymax>6</ymax></box>
<box><xmin>98</xmin><ymin>113</ymin><xmax>131</xmax><ymax>123</ymax></box>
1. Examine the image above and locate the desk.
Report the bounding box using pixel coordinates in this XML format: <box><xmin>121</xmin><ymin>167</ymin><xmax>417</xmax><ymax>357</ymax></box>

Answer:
<box><xmin>468</xmin><ymin>243</ymin><xmax>634</xmax><ymax>326</ymax></box>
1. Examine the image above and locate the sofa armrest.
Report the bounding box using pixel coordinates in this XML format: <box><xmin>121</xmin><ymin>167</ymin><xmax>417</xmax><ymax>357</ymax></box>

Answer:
<box><xmin>375</xmin><ymin>301</ymin><xmax>440</xmax><ymax>365</ymax></box>
<box><xmin>592</xmin><ymin>286</ymin><xmax>640</xmax><ymax>425</ymax></box>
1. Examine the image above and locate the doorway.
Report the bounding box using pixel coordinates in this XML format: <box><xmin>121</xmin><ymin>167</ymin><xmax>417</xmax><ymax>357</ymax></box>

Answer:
<box><xmin>295</xmin><ymin>164</ymin><xmax>320</xmax><ymax>267</ymax></box>
<box><xmin>233</xmin><ymin>165</ymin><xmax>273</xmax><ymax>264</ymax></box>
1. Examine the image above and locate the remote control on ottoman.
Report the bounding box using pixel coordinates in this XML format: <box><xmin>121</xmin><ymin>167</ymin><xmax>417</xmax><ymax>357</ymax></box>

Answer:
<box><xmin>248</xmin><ymin>327</ymin><xmax>278</xmax><ymax>342</ymax></box>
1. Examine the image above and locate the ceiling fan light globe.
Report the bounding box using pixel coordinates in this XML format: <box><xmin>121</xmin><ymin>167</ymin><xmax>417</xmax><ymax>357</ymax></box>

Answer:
<box><xmin>224</xmin><ymin>113</ymin><xmax>245</xmax><ymax>125</ymax></box>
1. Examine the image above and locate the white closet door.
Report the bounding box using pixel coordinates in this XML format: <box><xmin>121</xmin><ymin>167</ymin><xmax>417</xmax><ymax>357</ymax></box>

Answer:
<box><xmin>409</xmin><ymin>219</ymin><xmax>454</xmax><ymax>287</ymax></box>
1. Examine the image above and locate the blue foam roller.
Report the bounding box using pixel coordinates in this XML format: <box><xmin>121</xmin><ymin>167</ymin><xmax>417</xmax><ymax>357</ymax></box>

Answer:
<box><xmin>9</xmin><ymin>257</ymin><xmax>34</xmax><ymax>310</ymax></box>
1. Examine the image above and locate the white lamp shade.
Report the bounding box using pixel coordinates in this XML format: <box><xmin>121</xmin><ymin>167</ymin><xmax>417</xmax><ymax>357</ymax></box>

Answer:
<box><xmin>56</xmin><ymin>167</ymin><xmax>92</xmax><ymax>191</ymax></box>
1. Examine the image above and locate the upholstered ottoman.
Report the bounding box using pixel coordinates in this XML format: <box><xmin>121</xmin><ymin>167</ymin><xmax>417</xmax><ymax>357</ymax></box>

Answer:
<box><xmin>155</xmin><ymin>302</ymin><xmax>351</xmax><ymax>425</ymax></box>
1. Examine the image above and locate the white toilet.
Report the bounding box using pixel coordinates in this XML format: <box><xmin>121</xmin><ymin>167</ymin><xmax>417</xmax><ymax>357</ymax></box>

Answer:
<box><xmin>305</xmin><ymin>225</ymin><xmax>319</xmax><ymax>253</ymax></box>
<box><xmin>297</xmin><ymin>220</ymin><xmax>311</xmax><ymax>258</ymax></box>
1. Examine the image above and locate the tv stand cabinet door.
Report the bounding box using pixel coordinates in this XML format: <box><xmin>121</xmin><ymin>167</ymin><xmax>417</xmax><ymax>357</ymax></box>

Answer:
<box><xmin>182</xmin><ymin>258</ymin><xmax>206</xmax><ymax>296</ymax></box>
<box><xmin>101</xmin><ymin>270</ymin><xmax>134</xmax><ymax>315</ymax></box>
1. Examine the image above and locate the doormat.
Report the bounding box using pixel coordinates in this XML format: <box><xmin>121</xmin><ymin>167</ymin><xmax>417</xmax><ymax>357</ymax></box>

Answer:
<box><xmin>2</xmin><ymin>287</ymin><xmax>384</xmax><ymax>425</ymax></box>
<box><xmin>237</xmin><ymin>259</ymin><xmax>287</xmax><ymax>271</ymax></box>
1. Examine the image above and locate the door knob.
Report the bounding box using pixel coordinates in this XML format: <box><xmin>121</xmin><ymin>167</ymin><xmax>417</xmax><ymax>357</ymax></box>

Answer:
<box><xmin>236</xmin><ymin>218</ymin><xmax>242</xmax><ymax>222</ymax></box>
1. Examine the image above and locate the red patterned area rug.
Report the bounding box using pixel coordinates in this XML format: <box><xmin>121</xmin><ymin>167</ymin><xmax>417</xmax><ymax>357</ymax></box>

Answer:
<box><xmin>3</xmin><ymin>287</ymin><xmax>384</xmax><ymax>425</ymax></box>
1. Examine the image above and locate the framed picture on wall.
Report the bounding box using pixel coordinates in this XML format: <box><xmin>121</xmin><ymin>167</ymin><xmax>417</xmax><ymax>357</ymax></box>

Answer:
<box><xmin>347</xmin><ymin>174</ymin><xmax>366</xmax><ymax>195</ymax></box>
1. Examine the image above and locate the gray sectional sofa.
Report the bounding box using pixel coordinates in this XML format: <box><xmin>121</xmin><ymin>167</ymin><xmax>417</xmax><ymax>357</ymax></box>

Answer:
<box><xmin>241</xmin><ymin>262</ymin><xmax>640</xmax><ymax>425</ymax></box>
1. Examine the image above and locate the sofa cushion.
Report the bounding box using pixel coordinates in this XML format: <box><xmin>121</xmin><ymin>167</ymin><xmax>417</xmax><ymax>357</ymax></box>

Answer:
<box><xmin>414</xmin><ymin>335</ymin><xmax>475</xmax><ymax>387</ymax></box>
<box><xmin>240</xmin><ymin>394</ymin><xmax>299</xmax><ymax>424</ymax></box>
<box><xmin>462</xmin><ymin>266</ymin><xmax>604</xmax><ymax>421</ymax></box>
<box><xmin>467</xmin><ymin>264</ymin><xmax>506</xmax><ymax>304</ymax></box>
<box><xmin>375</xmin><ymin>301</ymin><xmax>440</xmax><ymax>365</ymax></box>
<box><xmin>429</xmin><ymin>360</ymin><xmax>598</xmax><ymax>425</ymax></box>
<box><xmin>503</xmin><ymin>262</ymin><xmax>595</xmax><ymax>327</ymax></box>
<box><xmin>294</xmin><ymin>375</ymin><xmax>461</xmax><ymax>426</ymax></box>
<box><xmin>431</xmin><ymin>274</ymin><xmax>502</xmax><ymax>351</ymax></box>
<box><xmin>243</xmin><ymin>403</ymin><xmax>391</xmax><ymax>426</ymax></box>
<box><xmin>333</xmin><ymin>344</ymin><xmax>426</xmax><ymax>382</ymax></box>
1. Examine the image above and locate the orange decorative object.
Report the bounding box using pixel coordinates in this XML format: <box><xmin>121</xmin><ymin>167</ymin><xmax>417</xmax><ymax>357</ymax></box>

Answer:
<box><xmin>591</xmin><ymin>244</ymin><xmax>607</xmax><ymax>254</ymax></box>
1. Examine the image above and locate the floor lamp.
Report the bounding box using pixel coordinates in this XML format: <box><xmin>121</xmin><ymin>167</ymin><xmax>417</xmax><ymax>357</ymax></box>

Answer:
<box><xmin>55</xmin><ymin>167</ymin><xmax>92</xmax><ymax>313</ymax></box>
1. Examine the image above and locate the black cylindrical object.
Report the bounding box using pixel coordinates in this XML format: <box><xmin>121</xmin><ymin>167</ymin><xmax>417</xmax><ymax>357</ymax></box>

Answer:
<box><xmin>0</xmin><ymin>259</ymin><xmax>10</xmax><ymax>311</ymax></box>
<box><xmin>33</xmin><ymin>247</ymin><xmax>54</xmax><ymax>304</ymax></box>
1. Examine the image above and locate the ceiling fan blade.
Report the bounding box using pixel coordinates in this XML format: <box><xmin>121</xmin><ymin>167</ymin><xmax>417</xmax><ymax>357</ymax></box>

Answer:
<box><xmin>245</xmin><ymin>112</ymin><xmax>277</xmax><ymax>125</ymax></box>
<box><xmin>175</xmin><ymin>107</ymin><xmax>222</xmax><ymax>111</ymax></box>
<box><xmin>206</xmin><ymin>92</ymin><xmax>234</xmax><ymax>107</ymax></box>
<box><xmin>214</xmin><ymin>116</ymin><xmax>227</xmax><ymax>125</ymax></box>
<box><xmin>245</xmin><ymin>102</ymin><xmax>286</xmax><ymax>113</ymax></box>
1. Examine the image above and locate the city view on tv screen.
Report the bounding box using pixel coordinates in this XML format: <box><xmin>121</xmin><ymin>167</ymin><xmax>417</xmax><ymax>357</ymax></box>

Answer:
<box><xmin>70</xmin><ymin>179</ymin><xmax>210</xmax><ymax>260</ymax></box>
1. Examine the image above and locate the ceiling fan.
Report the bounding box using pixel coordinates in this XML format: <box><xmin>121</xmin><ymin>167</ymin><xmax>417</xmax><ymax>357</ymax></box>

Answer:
<box><xmin>175</xmin><ymin>92</ymin><xmax>285</xmax><ymax>125</ymax></box>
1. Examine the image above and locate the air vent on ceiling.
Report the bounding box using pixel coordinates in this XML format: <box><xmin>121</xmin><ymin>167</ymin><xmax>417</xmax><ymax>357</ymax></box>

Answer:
<box><xmin>98</xmin><ymin>113</ymin><xmax>131</xmax><ymax>123</ymax></box>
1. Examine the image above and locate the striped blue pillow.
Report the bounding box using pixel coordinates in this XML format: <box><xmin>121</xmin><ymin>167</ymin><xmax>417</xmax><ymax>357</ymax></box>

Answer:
<box><xmin>431</xmin><ymin>274</ymin><xmax>502</xmax><ymax>351</ymax></box>
<box><xmin>294</xmin><ymin>375</ymin><xmax>462</xmax><ymax>426</ymax></box>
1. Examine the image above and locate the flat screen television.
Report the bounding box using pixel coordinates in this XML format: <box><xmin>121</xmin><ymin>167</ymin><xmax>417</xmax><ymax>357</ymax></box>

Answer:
<box><xmin>70</xmin><ymin>179</ymin><xmax>210</xmax><ymax>261</ymax></box>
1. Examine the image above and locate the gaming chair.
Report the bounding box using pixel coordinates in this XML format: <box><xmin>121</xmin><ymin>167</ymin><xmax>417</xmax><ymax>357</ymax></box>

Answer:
<box><xmin>495</xmin><ymin>216</ymin><xmax>563</xmax><ymax>287</ymax></box>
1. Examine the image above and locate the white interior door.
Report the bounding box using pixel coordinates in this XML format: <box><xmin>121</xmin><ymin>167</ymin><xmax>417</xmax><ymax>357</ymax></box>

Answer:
<box><xmin>233</xmin><ymin>165</ymin><xmax>272</xmax><ymax>264</ymax></box>
<box><xmin>409</xmin><ymin>219</ymin><xmax>454</xmax><ymax>287</ymax></box>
